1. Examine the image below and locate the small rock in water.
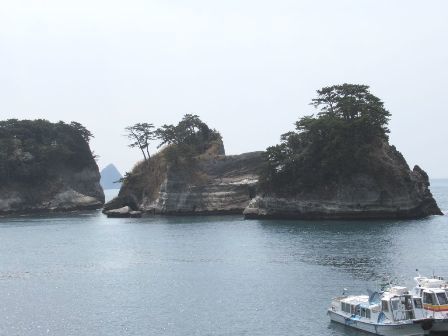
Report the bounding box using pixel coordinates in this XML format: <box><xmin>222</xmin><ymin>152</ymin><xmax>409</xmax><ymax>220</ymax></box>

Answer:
<box><xmin>105</xmin><ymin>206</ymin><xmax>142</xmax><ymax>218</ymax></box>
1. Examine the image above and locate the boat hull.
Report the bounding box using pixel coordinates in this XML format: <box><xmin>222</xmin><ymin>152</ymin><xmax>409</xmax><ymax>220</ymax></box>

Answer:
<box><xmin>431</xmin><ymin>318</ymin><xmax>448</xmax><ymax>332</ymax></box>
<box><xmin>328</xmin><ymin>310</ymin><xmax>429</xmax><ymax>336</ymax></box>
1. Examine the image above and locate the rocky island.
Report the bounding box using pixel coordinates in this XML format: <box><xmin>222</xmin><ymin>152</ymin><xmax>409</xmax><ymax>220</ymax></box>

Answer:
<box><xmin>244</xmin><ymin>84</ymin><xmax>442</xmax><ymax>219</ymax></box>
<box><xmin>0</xmin><ymin>119</ymin><xmax>104</xmax><ymax>215</ymax></box>
<box><xmin>104</xmin><ymin>115</ymin><xmax>264</xmax><ymax>215</ymax></box>
<box><xmin>244</xmin><ymin>146</ymin><xmax>441</xmax><ymax>219</ymax></box>
<box><xmin>105</xmin><ymin>85</ymin><xmax>442</xmax><ymax>220</ymax></box>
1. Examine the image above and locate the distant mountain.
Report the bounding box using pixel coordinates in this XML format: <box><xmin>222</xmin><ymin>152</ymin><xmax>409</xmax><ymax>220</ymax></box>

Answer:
<box><xmin>100</xmin><ymin>164</ymin><xmax>122</xmax><ymax>190</ymax></box>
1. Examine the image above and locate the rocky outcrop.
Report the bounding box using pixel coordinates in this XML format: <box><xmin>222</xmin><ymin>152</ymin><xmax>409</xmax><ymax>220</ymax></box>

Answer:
<box><xmin>243</xmin><ymin>143</ymin><xmax>442</xmax><ymax>219</ymax></box>
<box><xmin>0</xmin><ymin>119</ymin><xmax>104</xmax><ymax>215</ymax></box>
<box><xmin>104</xmin><ymin>150</ymin><xmax>264</xmax><ymax>215</ymax></box>
<box><xmin>0</xmin><ymin>165</ymin><xmax>104</xmax><ymax>215</ymax></box>
<box><xmin>104</xmin><ymin>206</ymin><xmax>142</xmax><ymax>218</ymax></box>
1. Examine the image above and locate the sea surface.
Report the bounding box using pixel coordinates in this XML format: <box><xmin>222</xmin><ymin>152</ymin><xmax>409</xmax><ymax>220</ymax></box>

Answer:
<box><xmin>1</xmin><ymin>181</ymin><xmax>448</xmax><ymax>336</ymax></box>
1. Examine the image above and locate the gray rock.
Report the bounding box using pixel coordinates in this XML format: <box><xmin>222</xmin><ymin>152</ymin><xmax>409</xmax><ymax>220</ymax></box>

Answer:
<box><xmin>105</xmin><ymin>206</ymin><xmax>142</xmax><ymax>218</ymax></box>
<box><xmin>0</xmin><ymin>165</ymin><xmax>104</xmax><ymax>215</ymax></box>
<box><xmin>104</xmin><ymin>151</ymin><xmax>264</xmax><ymax>215</ymax></box>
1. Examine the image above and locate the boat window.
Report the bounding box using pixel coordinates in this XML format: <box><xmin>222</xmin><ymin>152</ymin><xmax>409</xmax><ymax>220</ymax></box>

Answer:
<box><xmin>414</xmin><ymin>298</ymin><xmax>423</xmax><ymax>309</ymax></box>
<box><xmin>437</xmin><ymin>292</ymin><xmax>448</xmax><ymax>305</ymax></box>
<box><xmin>343</xmin><ymin>303</ymin><xmax>350</xmax><ymax>313</ymax></box>
<box><xmin>390</xmin><ymin>298</ymin><xmax>399</xmax><ymax>311</ymax></box>
<box><xmin>366</xmin><ymin>309</ymin><xmax>371</xmax><ymax>319</ymax></box>
<box><xmin>351</xmin><ymin>305</ymin><xmax>356</xmax><ymax>314</ymax></box>
<box><xmin>361</xmin><ymin>307</ymin><xmax>366</xmax><ymax>317</ymax></box>
<box><xmin>432</xmin><ymin>293</ymin><xmax>438</xmax><ymax>305</ymax></box>
<box><xmin>404</xmin><ymin>296</ymin><xmax>413</xmax><ymax>310</ymax></box>
<box><xmin>423</xmin><ymin>292</ymin><xmax>433</xmax><ymax>305</ymax></box>
<box><xmin>382</xmin><ymin>300</ymin><xmax>389</xmax><ymax>312</ymax></box>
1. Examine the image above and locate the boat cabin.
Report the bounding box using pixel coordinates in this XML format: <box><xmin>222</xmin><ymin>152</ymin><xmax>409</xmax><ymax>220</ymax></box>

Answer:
<box><xmin>419</xmin><ymin>289</ymin><xmax>448</xmax><ymax>313</ymax></box>
<box><xmin>413</xmin><ymin>276</ymin><xmax>448</xmax><ymax>316</ymax></box>
<box><xmin>339</xmin><ymin>295</ymin><xmax>373</xmax><ymax>318</ymax></box>
<box><xmin>381</xmin><ymin>287</ymin><xmax>426</xmax><ymax>321</ymax></box>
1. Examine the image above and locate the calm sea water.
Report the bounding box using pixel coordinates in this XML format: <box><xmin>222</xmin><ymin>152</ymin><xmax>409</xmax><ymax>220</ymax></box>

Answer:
<box><xmin>1</xmin><ymin>182</ymin><xmax>447</xmax><ymax>336</ymax></box>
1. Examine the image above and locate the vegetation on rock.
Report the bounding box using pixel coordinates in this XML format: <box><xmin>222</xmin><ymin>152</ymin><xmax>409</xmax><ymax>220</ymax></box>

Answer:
<box><xmin>111</xmin><ymin>115</ymin><xmax>223</xmax><ymax>210</ymax></box>
<box><xmin>0</xmin><ymin>119</ymin><xmax>95</xmax><ymax>185</ymax></box>
<box><xmin>155</xmin><ymin>114</ymin><xmax>222</xmax><ymax>167</ymax></box>
<box><xmin>123</xmin><ymin>114</ymin><xmax>222</xmax><ymax>177</ymax></box>
<box><xmin>260</xmin><ymin>84</ymin><xmax>393</xmax><ymax>194</ymax></box>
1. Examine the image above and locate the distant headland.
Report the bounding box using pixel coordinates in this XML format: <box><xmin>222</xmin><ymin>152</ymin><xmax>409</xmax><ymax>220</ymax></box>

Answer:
<box><xmin>100</xmin><ymin>164</ymin><xmax>122</xmax><ymax>190</ymax></box>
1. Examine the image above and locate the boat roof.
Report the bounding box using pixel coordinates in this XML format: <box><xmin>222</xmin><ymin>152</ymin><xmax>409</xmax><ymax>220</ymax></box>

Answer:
<box><xmin>381</xmin><ymin>286</ymin><xmax>411</xmax><ymax>299</ymax></box>
<box><xmin>340</xmin><ymin>295</ymin><xmax>369</xmax><ymax>305</ymax></box>
<box><xmin>334</xmin><ymin>286</ymin><xmax>416</xmax><ymax>309</ymax></box>
<box><xmin>421</xmin><ymin>287</ymin><xmax>447</xmax><ymax>294</ymax></box>
<box><xmin>415</xmin><ymin>276</ymin><xmax>448</xmax><ymax>289</ymax></box>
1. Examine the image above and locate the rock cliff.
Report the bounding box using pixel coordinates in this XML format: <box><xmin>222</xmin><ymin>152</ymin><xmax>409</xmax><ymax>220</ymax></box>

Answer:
<box><xmin>106</xmin><ymin>139</ymin><xmax>441</xmax><ymax>219</ymax></box>
<box><xmin>104</xmin><ymin>147</ymin><xmax>264</xmax><ymax>215</ymax></box>
<box><xmin>243</xmin><ymin>142</ymin><xmax>442</xmax><ymax>219</ymax></box>
<box><xmin>0</xmin><ymin>119</ymin><xmax>104</xmax><ymax>215</ymax></box>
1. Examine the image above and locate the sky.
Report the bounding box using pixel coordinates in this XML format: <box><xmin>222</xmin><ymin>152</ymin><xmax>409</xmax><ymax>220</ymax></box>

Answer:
<box><xmin>0</xmin><ymin>0</ymin><xmax>447</xmax><ymax>177</ymax></box>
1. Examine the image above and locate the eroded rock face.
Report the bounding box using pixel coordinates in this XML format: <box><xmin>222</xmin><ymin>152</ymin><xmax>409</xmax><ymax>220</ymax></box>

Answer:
<box><xmin>105</xmin><ymin>151</ymin><xmax>264</xmax><ymax>215</ymax></box>
<box><xmin>106</xmin><ymin>140</ymin><xmax>441</xmax><ymax>219</ymax></box>
<box><xmin>244</xmin><ymin>143</ymin><xmax>442</xmax><ymax>219</ymax></box>
<box><xmin>0</xmin><ymin>166</ymin><xmax>104</xmax><ymax>215</ymax></box>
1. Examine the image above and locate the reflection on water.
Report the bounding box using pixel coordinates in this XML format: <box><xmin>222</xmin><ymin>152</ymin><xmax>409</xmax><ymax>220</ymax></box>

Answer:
<box><xmin>257</xmin><ymin>219</ymin><xmax>411</xmax><ymax>283</ymax></box>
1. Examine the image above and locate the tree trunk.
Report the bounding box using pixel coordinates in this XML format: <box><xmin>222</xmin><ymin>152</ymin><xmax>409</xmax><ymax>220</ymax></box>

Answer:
<box><xmin>140</xmin><ymin>147</ymin><xmax>147</xmax><ymax>161</ymax></box>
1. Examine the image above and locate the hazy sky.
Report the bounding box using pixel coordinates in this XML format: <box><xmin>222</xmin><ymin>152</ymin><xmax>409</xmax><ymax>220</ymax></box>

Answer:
<box><xmin>1</xmin><ymin>0</ymin><xmax>447</xmax><ymax>177</ymax></box>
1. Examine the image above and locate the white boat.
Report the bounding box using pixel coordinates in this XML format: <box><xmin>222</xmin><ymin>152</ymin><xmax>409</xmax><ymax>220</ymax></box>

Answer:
<box><xmin>413</xmin><ymin>275</ymin><xmax>448</xmax><ymax>333</ymax></box>
<box><xmin>328</xmin><ymin>286</ymin><xmax>433</xmax><ymax>335</ymax></box>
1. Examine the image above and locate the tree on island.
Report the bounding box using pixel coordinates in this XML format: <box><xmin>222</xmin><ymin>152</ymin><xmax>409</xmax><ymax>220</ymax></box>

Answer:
<box><xmin>260</xmin><ymin>83</ymin><xmax>392</xmax><ymax>194</ymax></box>
<box><xmin>123</xmin><ymin>115</ymin><xmax>221</xmax><ymax>170</ymax></box>
<box><xmin>125</xmin><ymin>123</ymin><xmax>155</xmax><ymax>161</ymax></box>
<box><xmin>120</xmin><ymin>115</ymin><xmax>221</xmax><ymax>186</ymax></box>
<box><xmin>69</xmin><ymin>121</ymin><xmax>94</xmax><ymax>143</ymax></box>
<box><xmin>155</xmin><ymin>114</ymin><xmax>218</xmax><ymax>148</ymax></box>
<box><xmin>154</xmin><ymin>114</ymin><xmax>222</xmax><ymax>166</ymax></box>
